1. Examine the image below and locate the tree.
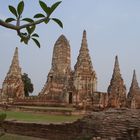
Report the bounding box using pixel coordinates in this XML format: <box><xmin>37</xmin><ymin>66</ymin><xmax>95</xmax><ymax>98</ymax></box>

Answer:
<box><xmin>22</xmin><ymin>73</ymin><xmax>34</xmax><ymax>97</ymax></box>
<box><xmin>0</xmin><ymin>0</ymin><xmax>63</xmax><ymax>48</ymax></box>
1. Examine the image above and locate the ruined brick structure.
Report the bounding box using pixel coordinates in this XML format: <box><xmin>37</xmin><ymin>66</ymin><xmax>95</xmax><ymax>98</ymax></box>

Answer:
<box><xmin>107</xmin><ymin>56</ymin><xmax>126</xmax><ymax>108</ymax></box>
<box><xmin>73</xmin><ymin>30</ymin><xmax>97</xmax><ymax>105</ymax></box>
<box><xmin>91</xmin><ymin>92</ymin><xmax>108</xmax><ymax>109</ymax></box>
<box><xmin>127</xmin><ymin>70</ymin><xmax>140</xmax><ymax>109</ymax></box>
<box><xmin>39</xmin><ymin>30</ymin><xmax>97</xmax><ymax>105</ymax></box>
<box><xmin>39</xmin><ymin>35</ymin><xmax>73</xmax><ymax>103</ymax></box>
<box><xmin>2</xmin><ymin>109</ymin><xmax>140</xmax><ymax>140</ymax></box>
<box><xmin>1</xmin><ymin>47</ymin><xmax>24</xmax><ymax>100</ymax></box>
<box><xmin>0</xmin><ymin>31</ymin><xmax>140</xmax><ymax>109</ymax></box>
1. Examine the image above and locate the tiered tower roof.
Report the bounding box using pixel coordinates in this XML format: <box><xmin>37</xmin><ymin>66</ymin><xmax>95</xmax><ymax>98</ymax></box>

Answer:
<box><xmin>1</xmin><ymin>47</ymin><xmax>24</xmax><ymax>98</ymax></box>
<box><xmin>7</xmin><ymin>47</ymin><xmax>22</xmax><ymax>77</ymax></box>
<box><xmin>107</xmin><ymin>55</ymin><xmax>126</xmax><ymax>107</ymax></box>
<box><xmin>112</xmin><ymin>56</ymin><xmax>121</xmax><ymax>79</ymax></box>
<box><xmin>74</xmin><ymin>30</ymin><xmax>93</xmax><ymax>72</ymax></box>
<box><xmin>128</xmin><ymin>70</ymin><xmax>140</xmax><ymax>98</ymax></box>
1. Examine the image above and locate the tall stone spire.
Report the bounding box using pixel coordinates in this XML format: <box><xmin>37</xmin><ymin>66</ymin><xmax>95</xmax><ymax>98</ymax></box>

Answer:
<box><xmin>73</xmin><ymin>30</ymin><xmax>97</xmax><ymax>104</ymax></box>
<box><xmin>131</xmin><ymin>70</ymin><xmax>139</xmax><ymax>90</ymax></box>
<box><xmin>1</xmin><ymin>47</ymin><xmax>24</xmax><ymax>99</ymax></box>
<box><xmin>81</xmin><ymin>30</ymin><xmax>88</xmax><ymax>51</ymax></box>
<box><xmin>112</xmin><ymin>56</ymin><xmax>121</xmax><ymax>79</ymax></box>
<box><xmin>51</xmin><ymin>35</ymin><xmax>71</xmax><ymax>74</ymax></box>
<box><xmin>107</xmin><ymin>55</ymin><xmax>126</xmax><ymax>108</ymax></box>
<box><xmin>128</xmin><ymin>70</ymin><xmax>140</xmax><ymax>98</ymax></box>
<box><xmin>127</xmin><ymin>70</ymin><xmax>140</xmax><ymax>108</ymax></box>
<box><xmin>74</xmin><ymin>30</ymin><xmax>93</xmax><ymax>71</ymax></box>
<box><xmin>39</xmin><ymin>35</ymin><xmax>72</xmax><ymax>103</ymax></box>
<box><xmin>8</xmin><ymin>47</ymin><xmax>21</xmax><ymax>77</ymax></box>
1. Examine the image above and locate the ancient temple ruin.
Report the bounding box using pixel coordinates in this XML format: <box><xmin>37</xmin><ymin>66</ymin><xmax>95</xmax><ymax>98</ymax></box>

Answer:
<box><xmin>1</xmin><ymin>47</ymin><xmax>24</xmax><ymax>101</ymax></box>
<box><xmin>39</xmin><ymin>30</ymin><xmax>97</xmax><ymax>105</ymax></box>
<box><xmin>73</xmin><ymin>30</ymin><xmax>97</xmax><ymax>104</ymax></box>
<box><xmin>107</xmin><ymin>56</ymin><xmax>126</xmax><ymax>108</ymax></box>
<box><xmin>127</xmin><ymin>70</ymin><xmax>140</xmax><ymax>109</ymax></box>
<box><xmin>0</xmin><ymin>31</ymin><xmax>140</xmax><ymax>109</ymax></box>
<box><xmin>39</xmin><ymin>35</ymin><xmax>72</xmax><ymax>103</ymax></box>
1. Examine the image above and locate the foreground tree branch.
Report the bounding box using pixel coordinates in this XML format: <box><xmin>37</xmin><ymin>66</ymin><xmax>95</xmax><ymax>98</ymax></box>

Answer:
<box><xmin>20</xmin><ymin>16</ymin><xmax>50</xmax><ymax>29</ymax></box>
<box><xmin>0</xmin><ymin>19</ymin><xmax>19</xmax><ymax>30</ymax></box>
<box><xmin>0</xmin><ymin>16</ymin><xmax>50</xmax><ymax>30</ymax></box>
<box><xmin>0</xmin><ymin>1</ymin><xmax>63</xmax><ymax>48</ymax></box>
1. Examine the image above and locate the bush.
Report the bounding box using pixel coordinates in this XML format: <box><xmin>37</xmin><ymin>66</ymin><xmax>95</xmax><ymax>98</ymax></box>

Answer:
<box><xmin>0</xmin><ymin>113</ymin><xmax>7</xmax><ymax>137</ymax></box>
<box><xmin>0</xmin><ymin>113</ymin><xmax>7</xmax><ymax>123</ymax></box>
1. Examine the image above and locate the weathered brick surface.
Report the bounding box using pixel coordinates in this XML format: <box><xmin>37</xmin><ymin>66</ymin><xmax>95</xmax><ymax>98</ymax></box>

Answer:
<box><xmin>1</xmin><ymin>47</ymin><xmax>24</xmax><ymax>99</ymax></box>
<box><xmin>107</xmin><ymin>56</ymin><xmax>126</xmax><ymax>108</ymax></box>
<box><xmin>127</xmin><ymin>70</ymin><xmax>140</xmax><ymax>109</ymax></box>
<box><xmin>73</xmin><ymin>30</ymin><xmax>97</xmax><ymax>104</ymax></box>
<box><xmin>0</xmin><ymin>33</ymin><xmax>140</xmax><ymax>110</ymax></box>
<box><xmin>2</xmin><ymin>109</ymin><xmax>140</xmax><ymax>140</ymax></box>
<box><xmin>39</xmin><ymin>30</ymin><xmax>97</xmax><ymax>105</ymax></box>
<box><xmin>39</xmin><ymin>35</ymin><xmax>72</xmax><ymax>103</ymax></box>
<box><xmin>83</xmin><ymin>109</ymin><xmax>140</xmax><ymax>140</ymax></box>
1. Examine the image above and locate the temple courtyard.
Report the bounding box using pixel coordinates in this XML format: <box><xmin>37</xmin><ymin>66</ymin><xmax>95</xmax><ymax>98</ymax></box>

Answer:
<box><xmin>0</xmin><ymin>106</ymin><xmax>82</xmax><ymax>123</ymax></box>
<box><xmin>0</xmin><ymin>106</ymin><xmax>140</xmax><ymax>140</ymax></box>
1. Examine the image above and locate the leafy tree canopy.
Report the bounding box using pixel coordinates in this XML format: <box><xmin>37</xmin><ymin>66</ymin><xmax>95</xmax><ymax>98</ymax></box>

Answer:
<box><xmin>22</xmin><ymin>73</ymin><xmax>34</xmax><ymax>97</ymax></box>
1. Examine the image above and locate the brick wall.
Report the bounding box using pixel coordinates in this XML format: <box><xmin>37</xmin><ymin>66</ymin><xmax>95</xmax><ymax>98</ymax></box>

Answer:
<box><xmin>2</xmin><ymin>109</ymin><xmax>140</xmax><ymax>140</ymax></box>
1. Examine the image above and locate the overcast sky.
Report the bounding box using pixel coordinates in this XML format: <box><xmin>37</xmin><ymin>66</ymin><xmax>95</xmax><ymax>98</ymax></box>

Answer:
<box><xmin>0</xmin><ymin>0</ymin><xmax>140</xmax><ymax>95</ymax></box>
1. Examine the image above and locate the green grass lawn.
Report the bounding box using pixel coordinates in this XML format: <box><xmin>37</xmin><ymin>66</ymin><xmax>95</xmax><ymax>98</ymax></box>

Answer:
<box><xmin>0</xmin><ymin>111</ymin><xmax>82</xmax><ymax>123</ymax></box>
<box><xmin>0</xmin><ymin>134</ymin><xmax>46</xmax><ymax>140</ymax></box>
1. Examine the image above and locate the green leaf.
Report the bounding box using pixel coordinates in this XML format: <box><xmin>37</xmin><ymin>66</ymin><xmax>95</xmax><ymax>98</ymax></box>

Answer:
<box><xmin>22</xmin><ymin>18</ymin><xmax>34</xmax><ymax>23</ymax></box>
<box><xmin>5</xmin><ymin>18</ymin><xmax>16</xmax><ymax>23</ymax></box>
<box><xmin>26</xmin><ymin>25</ymin><xmax>36</xmax><ymax>34</ymax></box>
<box><xmin>32</xmin><ymin>33</ymin><xmax>39</xmax><ymax>38</ymax></box>
<box><xmin>30</xmin><ymin>26</ymin><xmax>36</xmax><ymax>34</ymax></box>
<box><xmin>34</xmin><ymin>13</ymin><xmax>45</xmax><ymax>18</ymax></box>
<box><xmin>20</xmin><ymin>36</ymin><xmax>29</xmax><ymax>44</ymax></box>
<box><xmin>44</xmin><ymin>18</ymin><xmax>50</xmax><ymax>24</ymax></box>
<box><xmin>32</xmin><ymin>38</ymin><xmax>40</xmax><ymax>48</ymax></box>
<box><xmin>49</xmin><ymin>1</ymin><xmax>61</xmax><ymax>15</ymax></box>
<box><xmin>24</xmin><ymin>38</ymin><xmax>29</xmax><ymax>44</ymax></box>
<box><xmin>26</xmin><ymin>27</ymin><xmax>31</xmax><ymax>34</ymax></box>
<box><xmin>52</xmin><ymin>18</ymin><xmax>63</xmax><ymax>28</ymax></box>
<box><xmin>39</xmin><ymin>1</ymin><xmax>50</xmax><ymax>15</ymax></box>
<box><xmin>20</xmin><ymin>37</ymin><xmax>24</xmax><ymax>43</ymax></box>
<box><xmin>17</xmin><ymin>1</ymin><xmax>24</xmax><ymax>16</ymax></box>
<box><xmin>9</xmin><ymin>5</ymin><xmax>18</xmax><ymax>17</ymax></box>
